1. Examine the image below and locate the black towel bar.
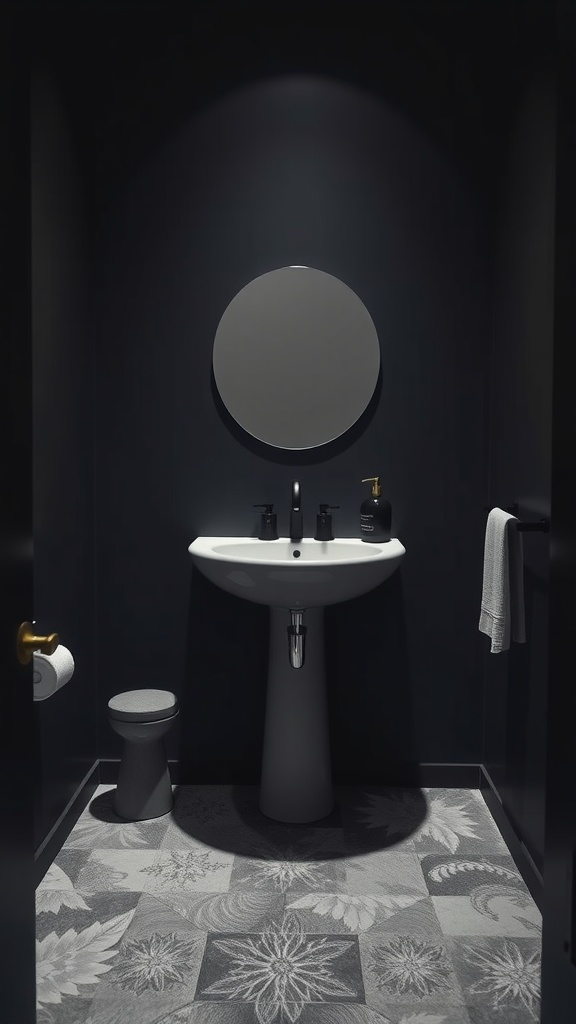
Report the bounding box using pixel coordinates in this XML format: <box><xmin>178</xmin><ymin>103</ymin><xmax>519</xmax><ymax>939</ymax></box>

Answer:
<box><xmin>483</xmin><ymin>504</ymin><xmax>549</xmax><ymax>532</ymax></box>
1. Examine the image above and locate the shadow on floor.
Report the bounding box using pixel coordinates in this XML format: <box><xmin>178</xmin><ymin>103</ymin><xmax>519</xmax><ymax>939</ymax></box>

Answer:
<box><xmin>85</xmin><ymin>783</ymin><xmax>429</xmax><ymax>860</ymax></box>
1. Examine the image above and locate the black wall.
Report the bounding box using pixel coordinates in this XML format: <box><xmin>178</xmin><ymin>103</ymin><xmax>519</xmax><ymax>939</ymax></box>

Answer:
<box><xmin>1</xmin><ymin>5</ymin><xmax>37</xmax><ymax>1019</ymax></box>
<box><xmin>28</xmin><ymin>0</ymin><xmax>558</xmax><ymax>800</ymax></box>
<box><xmin>541</xmin><ymin>1</ymin><xmax>576</xmax><ymax>1017</ymax></box>
<box><xmin>482</xmin><ymin>70</ymin><xmax>555</xmax><ymax>876</ymax></box>
<box><xmin>89</xmin><ymin>8</ymin><xmax>498</xmax><ymax>781</ymax></box>
<box><xmin>31</xmin><ymin>66</ymin><xmax>97</xmax><ymax>850</ymax></box>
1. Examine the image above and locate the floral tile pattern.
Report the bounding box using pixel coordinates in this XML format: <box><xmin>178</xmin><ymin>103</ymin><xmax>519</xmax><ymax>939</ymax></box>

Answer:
<box><xmin>35</xmin><ymin>784</ymin><xmax>541</xmax><ymax>1024</ymax></box>
<box><xmin>360</xmin><ymin>931</ymin><xmax>467</xmax><ymax>1015</ymax></box>
<box><xmin>448</xmin><ymin>935</ymin><xmax>541</xmax><ymax>1022</ymax></box>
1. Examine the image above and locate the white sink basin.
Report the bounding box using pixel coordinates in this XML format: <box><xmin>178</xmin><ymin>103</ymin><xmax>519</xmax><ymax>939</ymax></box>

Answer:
<box><xmin>188</xmin><ymin>536</ymin><xmax>405</xmax><ymax>607</ymax></box>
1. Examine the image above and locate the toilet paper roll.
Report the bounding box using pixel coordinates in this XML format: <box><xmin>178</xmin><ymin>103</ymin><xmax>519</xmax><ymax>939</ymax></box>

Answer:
<box><xmin>33</xmin><ymin>645</ymin><xmax>75</xmax><ymax>701</ymax></box>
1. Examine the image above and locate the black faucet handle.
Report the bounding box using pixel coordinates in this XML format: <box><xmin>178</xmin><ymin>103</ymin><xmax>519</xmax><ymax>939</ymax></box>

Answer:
<box><xmin>319</xmin><ymin>504</ymin><xmax>339</xmax><ymax>514</ymax></box>
<box><xmin>254</xmin><ymin>504</ymin><xmax>274</xmax><ymax>513</ymax></box>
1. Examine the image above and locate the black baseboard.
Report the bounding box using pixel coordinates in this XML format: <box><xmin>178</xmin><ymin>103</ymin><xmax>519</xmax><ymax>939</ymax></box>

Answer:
<box><xmin>34</xmin><ymin>760</ymin><xmax>100</xmax><ymax>886</ymax></box>
<box><xmin>479</xmin><ymin>765</ymin><xmax>543</xmax><ymax>912</ymax></box>
<box><xmin>99</xmin><ymin>759</ymin><xmax>481</xmax><ymax>788</ymax></box>
<box><xmin>99</xmin><ymin>758</ymin><xmax>183</xmax><ymax>784</ymax></box>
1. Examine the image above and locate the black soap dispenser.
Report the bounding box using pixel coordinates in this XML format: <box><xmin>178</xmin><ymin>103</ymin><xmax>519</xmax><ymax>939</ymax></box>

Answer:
<box><xmin>254</xmin><ymin>504</ymin><xmax>278</xmax><ymax>540</ymax></box>
<box><xmin>314</xmin><ymin>504</ymin><xmax>339</xmax><ymax>541</ymax></box>
<box><xmin>360</xmin><ymin>477</ymin><xmax>391</xmax><ymax>542</ymax></box>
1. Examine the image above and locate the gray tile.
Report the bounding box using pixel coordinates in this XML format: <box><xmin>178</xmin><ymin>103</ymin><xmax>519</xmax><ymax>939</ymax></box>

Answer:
<box><xmin>86</xmin><ymin>1001</ymin><xmax>255</xmax><ymax>1024</ymax></box>
<box><xmin>420</xmin><ymin>854</ymin><xmax>530</xmax><ymax>896</ymax></box>
<box><xmin>446</xmin><ymin>935</ymin><xmax>541</xmax><ymax>1023</ymax></box>
<box><xmin>172</xmin><ymin>785</ymin><xmax>342</xmax><ymax>830</ymax></box>
<box><xmin>339</xmin><ymin>787</ymin><xmax>425</xmax><ymax>846</ymax></box>
<box><xmin>360</xmin><ymin>932</ymin><xmax>468</xmax><ymax>1015</ymax></box>
<box><xmin>36</xmin><ymin>997</ymin><xmax>95</xmax><ymax>1024</ymax></box>
<box><xmin>75</xmin><ymin>848</ymin><xmax>160</xmax><ymax>893</ymax></box>
<box><xmin>88</xmin><ymin>988</ymin><xmax>196</xmax><ymax>1024</ymax></box>
<box><xmin>103</xmin><ymin>928</ymin><xmax>205</xmax><ymax>994</ymax></box>
<box><xmin>129</xmin><ymin>891</ymin><xmax>285</xmax><ymax>934</ymax></box>
<box><xmin>287</xmin><ymin>893</ymin><xmax>442</xmax><ymax>938</ymax></box>
<box><xmin>297</xmin><ymin>1006</ymin><xmax>394</xmax><ymax>1022</ymax></box>
<box><xmin>142</xmin><ymin>849</ymin><xmax>234</xmax><ymax>893</ymax></box>
<box><xmin>229</xmin><ymin>849</ymin><xmax>347</xmax><ymax>895</ymax></box>
<box><xmin>184</xmin><ymin>1006</ymin><xmax>257</xmax><ymax>1023</ymax></box>
<box><xmin>65</xmin><ymin>787</ymin><xmax>171</xmax><ymax>849</ymax></box>
<box><xmin>342</xmin><ymin>828</ymin><xmax>417</xmax><ymax>855</ymax></box>
<box><xmin>344</xmin><ymin>788</ymin><xmax>508</xmax><ymax>857</ymax></box>
<box><xmin>345</xmin><ymin>850</ymin><xmax>428</xmax><ymax>897</ymax></box>
<box><xmin>36</xmin><ymin>901</ymin><xmax>138</xmax><ymax>1018</ymax></box>
<box><xmin>36</xmin><ymin>856</ymin><xmax>93</xmax><ymax>921</ymax></box>
<box><xmin>195</xmin><ymin>918</ymin><xmax>365</xmax><ymax>1008</ymax></box>
<box><xmin>368</xmin><ymin>1007</ymin><xmax>471</xmax><ymax>1024</ymax></box>
<box><xmin>161</xmin><ymin>821</ymin><xmax>347</xmax><ymax>861</ymax></box>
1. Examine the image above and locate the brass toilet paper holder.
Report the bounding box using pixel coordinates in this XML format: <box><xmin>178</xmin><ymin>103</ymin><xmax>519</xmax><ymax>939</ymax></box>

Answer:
<box><xmin>16</xmin><ymin>621</ymin><xmax>59</xmax><ymax>665</ymax></box>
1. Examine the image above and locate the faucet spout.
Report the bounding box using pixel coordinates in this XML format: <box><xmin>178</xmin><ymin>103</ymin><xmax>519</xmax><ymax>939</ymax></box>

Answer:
<box><xmin>289</xmin><ymin>480</ymin><xmax>303</xmax><ymax>541</ymax></box>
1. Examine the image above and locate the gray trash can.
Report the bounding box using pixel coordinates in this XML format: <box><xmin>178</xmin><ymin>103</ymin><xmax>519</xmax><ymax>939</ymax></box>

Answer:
<box><xmin>108</xmin><ymin>688</ymin><xmax>179</xmax><ymax>820</ymax></box>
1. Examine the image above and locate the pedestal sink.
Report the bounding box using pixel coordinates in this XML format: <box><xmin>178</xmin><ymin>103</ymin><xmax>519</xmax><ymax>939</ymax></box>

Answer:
<box><xmin>189</xmin><ymin>536</ymin><xmax>405</xmax><ymax>823</ymax></box>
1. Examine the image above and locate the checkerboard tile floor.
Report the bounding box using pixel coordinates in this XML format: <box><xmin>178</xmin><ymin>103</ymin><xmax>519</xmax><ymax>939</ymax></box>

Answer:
<box><xmin>36</xmin><ymin>785</ymin><xmax>542</xmax><ymax>1024</ymax></box>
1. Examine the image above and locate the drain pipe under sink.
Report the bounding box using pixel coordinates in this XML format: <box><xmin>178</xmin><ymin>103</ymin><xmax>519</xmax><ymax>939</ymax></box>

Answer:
<box><xmin>287</xmin><ymin>609</ymin><xmax>307</xmax><ymax>668</ymax></box>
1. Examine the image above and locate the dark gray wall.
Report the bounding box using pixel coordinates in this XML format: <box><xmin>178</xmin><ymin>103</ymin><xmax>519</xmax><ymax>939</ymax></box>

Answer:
<box><xmin>94</xmin><ymin>72</ymin><xmax>490</xmax><ymax>779</ymax></box>
<box><xmin>483</xmin><ymin>72</ymin><xmax>555</xmax><ymax>873</ymax></box>
<box><xmin>32</xmin><ymin>70</ymin><xmax>97</xmax><ymax>849</ymax></box>
<box><xmin>541</xmin><ymin>3</ymin><xmax>576</xmax><ymax>1015</ymax></box>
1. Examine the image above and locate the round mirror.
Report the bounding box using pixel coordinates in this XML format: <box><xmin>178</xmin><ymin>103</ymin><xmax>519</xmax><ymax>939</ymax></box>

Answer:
<box><xmin>212</xmin><ymin>266</ymin><xmax>380</xmax><ymax>450</ymax></box>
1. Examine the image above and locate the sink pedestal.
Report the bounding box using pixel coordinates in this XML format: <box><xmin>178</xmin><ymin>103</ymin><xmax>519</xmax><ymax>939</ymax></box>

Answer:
<box><xmin>260</xmin><ymin>606</ymin><xmax>333</xmax><ymax>823</ymax></box>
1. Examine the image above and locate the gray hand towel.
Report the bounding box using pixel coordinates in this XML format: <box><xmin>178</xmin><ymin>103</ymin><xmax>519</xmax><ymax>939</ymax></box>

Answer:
<box><xmin>479</xmin><ymin>507</ymin><xmax>526</xmax><ymax>653</ymax></box>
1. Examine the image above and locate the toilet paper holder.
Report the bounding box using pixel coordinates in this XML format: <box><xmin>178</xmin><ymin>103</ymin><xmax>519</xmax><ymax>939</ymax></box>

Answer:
<box><xmin>16</xmin><ymin>621</ymin><xmax>59</xmax><ymax>665</ymax></box>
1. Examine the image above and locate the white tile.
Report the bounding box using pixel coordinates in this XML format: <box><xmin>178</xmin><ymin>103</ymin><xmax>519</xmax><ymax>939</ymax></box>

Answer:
<box><xmin>432</xmin><ymin>895</ymin><xmax>542</xmax><ymax>936</ymax></box>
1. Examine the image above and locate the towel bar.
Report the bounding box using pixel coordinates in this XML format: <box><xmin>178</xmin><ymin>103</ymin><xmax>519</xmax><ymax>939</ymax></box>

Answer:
<box><xmin>483</xmin><ymin>504</ymin><xmax>550</xmax><ymax>533</ymax></box>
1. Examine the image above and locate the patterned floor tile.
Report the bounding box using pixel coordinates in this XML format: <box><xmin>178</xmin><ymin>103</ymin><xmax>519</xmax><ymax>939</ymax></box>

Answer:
<box><xmin>359</xmin><ymin>931</ymin><xmax>468</xmax><ymax>1015</ymax></box>
<box><xmin>75</xmin><ymin>848</ymin><xmax>160</xmax><ymax>892</ymax></box>
<box><xmin>194</xmin><ymin>915</ymin><xmax>365</xmax><ymax>1012</ymax></box>
<box><xmin>432</xmin><ymin>895</ymin><xmax>541</xmax><ymax>937</ymax></box>
<box><xmin>345</xmin><ymin>851</ymin><xmax>428</xmax><ymax>897</ymax></box>
<box><xmin>65</xmin><ymin>786</ymin><xmax>172</xmax><ymax>849</ymax></box>
<box><xmin>36</xmin><ymin>888</ymin><xmax>139</xmax><ymax>1021</ymax></box>
<box><xmin>172</xmin><ymin>785</ymin><xmax>342</xmax><ymax>831</ymax></box>
<box><xmin>286</xmin><ymin>1006</ymin><xmax>388</xmax><ymax>1023</ymax></box>
<box><xmin>87</xmin><ymin>926</ymin><xmax>206</xmax><ymax>1020</ymax></box>
<box><xmin>342</xmin><ymin>829</ymin><xmax>417</xmax><ymax>855</ymax></box>
<box><xmin>346</xmin><ymin>788</ymin><xmax>508</xmax><ymax>858</ymax></box>
<box><xmin>419</xmin><ymin>854</ymin><xmax>531</xmax><ymax>896</ymax></box>
<box><xmin>129</xmin><ymin>891</ymin><xmax>286</xmax><ymax>935</ymax></box>
<box><xmin>370</xmin><ymin>1007</ymin><xmax>471</xmax><ymax>1024</ymax></box>
<box><xmin>184</xmin><ymin>1006</ymin><xmax>261</xmax><ymax>1023</ymax></box>
<box><xmin>286</xmin><ymin>893</ymin><xmax>443</xmax><ymax>939</ymax></box>
<box><xmin>161</xmin><ymin>821</ymin><xmax>348</xmax><ymax>861</ymax></box>
<box><xmin>143</xmin><ymin>849</ymin><xmax>235</xmax><ymax>894</ymax></box>
<box><xmin>339</xmin><ymin>787</ymin><xmax>422</xmax><ymax>849</ymax></box>
<box><xmin>446</xmin><ymin>934</ymin><xmax>541</xmax><ymax>1022</ymax></box>
<box><xmin>229</xmin><ymin>848</ymin><xmax>346</xmax><ymax>896</ymax></box>
<box><xmin>35</xmin><ymin>786</ymin><xmax>541</xmax><ymax>1024</ymax></box>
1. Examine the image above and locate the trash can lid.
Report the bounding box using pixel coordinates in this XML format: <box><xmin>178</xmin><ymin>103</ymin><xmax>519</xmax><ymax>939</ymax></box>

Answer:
<box><xmin>108</xmin><ymin>688</ymin><xmax>179</xmax><ymax>722</ymax></box>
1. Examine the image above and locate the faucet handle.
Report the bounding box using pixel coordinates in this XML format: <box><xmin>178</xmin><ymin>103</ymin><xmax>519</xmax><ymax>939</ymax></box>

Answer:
<box><xmin>319</xmin><ymin>504</ymin><xmax>339</xmax><ymax>514</ymax></box>
<box><xmin>254</xmin><ymin>504</ymin><xmax>274</xmax><ymax>513</ymax></box>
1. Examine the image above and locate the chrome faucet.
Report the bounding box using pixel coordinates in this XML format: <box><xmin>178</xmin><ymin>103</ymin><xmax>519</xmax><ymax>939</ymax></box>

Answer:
<box><xmin>289</xmin><ymin>480</ymin><xmax>303</xmax><ymax>541</ymax></box>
